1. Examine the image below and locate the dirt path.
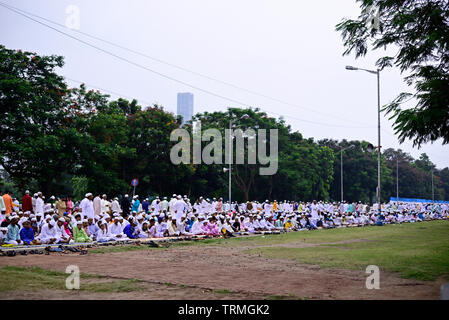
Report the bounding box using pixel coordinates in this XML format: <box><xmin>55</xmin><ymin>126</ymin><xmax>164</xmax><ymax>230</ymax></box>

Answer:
<box><xmin>0</xmin><ymin>243</ymin><xmax>442</xmax><ymax>300</ymax></box>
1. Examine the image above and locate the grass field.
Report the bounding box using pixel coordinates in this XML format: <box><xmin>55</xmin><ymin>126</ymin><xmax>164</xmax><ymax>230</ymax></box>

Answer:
<box><xmin>245</xmin><ymin>221</ymin><xmax>449</xmax><ymax>281</ymax></box>
<box><xmin>0</xmin><ymin>266</ymin><xmax>145</xmax><ymax>293</ymax></box>
<box><xmin>91</xmin><ymin>220</ymin><xmax>449</xmax><ymax>281</ymax></box>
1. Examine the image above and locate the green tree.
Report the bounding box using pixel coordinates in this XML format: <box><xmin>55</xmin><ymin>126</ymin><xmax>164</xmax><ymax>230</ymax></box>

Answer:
<box><xmin>124</xmin><ymin>105</ymin><xmax>191</xmax><ymax>197</ymax></box>
<box><xmin>336</xmin><ymin>0</ymin><xmax>449</xmax><ymax>147</ymax></box>
<box><xmin>0</xmin><ymin>46</ymin><xmax>85</xmax><ymax>194</ymax></box>
<box><xmin>192</xmin><ymin>108</ymin><xmax>335</xmax><ymax>202</ymax></box>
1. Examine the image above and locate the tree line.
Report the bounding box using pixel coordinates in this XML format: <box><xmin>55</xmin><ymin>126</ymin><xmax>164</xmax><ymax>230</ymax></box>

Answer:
<box><xmin>1</xmin><ymin>45</ymin><xmax>448</xmax><ymax>202</ymax></box>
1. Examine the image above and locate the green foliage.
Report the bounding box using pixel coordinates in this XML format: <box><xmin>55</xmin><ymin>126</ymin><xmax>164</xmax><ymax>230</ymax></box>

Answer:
<box><xmin>336</xmin><ymin>0</ymin><xmax>449</xmax><ymax>147</ymax></box>
<box><xmin>71</xmin><ymin>176</ymin><xmax>89</xmax><ymax>201</ymax></box>
<box><xmin>318</xmin><ymin>139</ymin><xmax>394</xmax><ymax>203</ymax></box>
<box><xmin>189</xmin><ymin>108</ymin><xmax>335</xmax><ymax>201</ymax></box>
<box><xmin>1</xmin><ymin>45</ymin><xmax>448</xmax><ymax>201</ymax></box>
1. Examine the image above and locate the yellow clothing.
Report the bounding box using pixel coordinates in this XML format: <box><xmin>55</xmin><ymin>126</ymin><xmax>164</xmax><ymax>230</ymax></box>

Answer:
<box><xmin>56</xmin><ymin>200</ymin><xmax>67</xmax><ymax>217</ymax></box>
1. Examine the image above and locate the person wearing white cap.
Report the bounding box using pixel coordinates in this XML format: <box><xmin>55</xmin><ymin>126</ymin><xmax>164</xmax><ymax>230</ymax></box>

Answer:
<box><xmin>37</xmin><ymin>220</ymin><xmax>58</xmax><ymax>244</ymax></box>
<box><xmin>199</xmin><ymin>197</ymin><xmax>208</xmax><ymax>215</ymax></box>
<box><xmin>173</xmin><ymin>195</ymin><xmax>186</xmax><ymax>222</ymax></box>
<box><xmin>35</xmin><ymin>192</ymin><xmax>45</xmax><ymax>217</ymax></box>
<box><xmin>87</xmin><ymin>217</ymin><xmax>100</xmax><ymax>239</ymax></box>
<box><xmin>93</xmin><ymin>194</ymin><xmax>101</xmax><ymax>217</ymax></box>
<box><xmin>73</xmin><ymin>221</ymin><xmax>90</xmax><ymax>243</ymax></box>
<box><xmin>131</xmin><ymin>195</ymin><xmax>141</xmax><ymax>213</ymax></box>
<box><xmin>168</xmin><ymin>195</ymin><xmax>177</xmax><ymax>215</ymax></box>
<box><xmin>137</xmin><ymin>221</ymin><xmax>152</xmax><ymax>238</ymax></box>
<box><xmin>4</xmin><ymin>216</ymin><xmax>22</xmax><ymax>245</ymax></box>
<box><xmin>101</xmin><ymin>194</ymin><xmax>111</xmax><ymax>215</ymax></box>
<box><xmin>55</xmin><ymin>217</ymin><xmax>73</xmax><ymax>243</ymax></box>
<box><xmin>111</xmin><ymin>197</ymin><xmax>121</xmax><ymax>214</ymax></box>
<box><xmin>160</xmin><ymin>197</ymin><xmax>169</xmax><ymax>212</ymax></box>
<box><xmin>80</xmin><ymin>193</ymin><xmax>94</xmax><ymax>219</ymax></box>
<box><xmin>176</xmin><ymin>216</ymin><xmax>191</xmax><ymax>236</ymax></box>
<box><xmin>190</xmin><ymin>216</ymin><xmax>204</xmax><ymax>235</ymax></box>
<box><xmin>30</xmin><ymin>193</ymin><xmax>38</xmax><ymax>213</ymax></box>
<box><xmin>221</xmin><ymin>217</ymin><xmax>235</xmax><ymax>236</ymax></box>
<box><xmin>0</xmin><ymin>227</ymin><xmax>8</xmax><ymax>245</ymax></box>
<box><xmin>109</xmin><ymin>216</ymin><xmax>127</xmax><ymax>240</ymax></box>
<box><xmin>22</xmin><ymin>190</ymin><xmax>33</xmax><ymax>213</ymax></box>
<box><xmin>150</xmin><ymin>196</ymin><xmax>158</xmax><ymax>210</ymax></box>
<box><xmin>96</xmin><ymin>221</ymin><xmax>113</xmax><ymax>242</ymax></box>
<box><xmin>119</xmin><ymin>215</ymin><xmax>129</xmax><ymax>228</ymax></box>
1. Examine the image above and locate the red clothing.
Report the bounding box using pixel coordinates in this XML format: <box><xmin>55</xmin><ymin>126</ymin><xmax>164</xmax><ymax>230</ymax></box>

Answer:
<box><xmin>22</xmin><ymin>194</ymin><xmax>33</xmax><ymax>212</ymax></box>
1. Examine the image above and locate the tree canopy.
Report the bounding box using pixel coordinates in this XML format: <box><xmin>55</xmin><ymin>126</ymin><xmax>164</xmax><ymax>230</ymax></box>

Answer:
<box><xmin>1</xmin><ymin>45</ymin><xmax>449</xmax><ymax>202</ymax></box>
<box><xmin>336</xmin><ymin>0</ymin><xmax>449</xmax><ymax>147</ymax></box>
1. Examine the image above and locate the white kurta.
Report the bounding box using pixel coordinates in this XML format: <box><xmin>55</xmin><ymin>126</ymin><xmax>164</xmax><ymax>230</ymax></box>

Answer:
<box><xmin>38</xmin><ymin>224</ymin><xmax>57</xmax><ymax>243</ymax></box>
<box><xmin>173</xmin><ymin>200</ymin><xmax>186</xmax><ymax>221</ymax></box>
<box><xmin>80</xmin><ymin>198</ymin><xmax>94</xmax><ymax>219</ymax></box>
<box><xmin>35</xmin><ymin>197</ymin><xmax>44</xmax><ymax>216</ymax></box>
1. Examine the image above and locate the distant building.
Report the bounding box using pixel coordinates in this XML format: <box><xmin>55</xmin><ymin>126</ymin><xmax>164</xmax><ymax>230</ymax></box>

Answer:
<box><xmin>177</xmin><ymin>92</ymin><xmax>194</xmax><ymax>125</ymax></box>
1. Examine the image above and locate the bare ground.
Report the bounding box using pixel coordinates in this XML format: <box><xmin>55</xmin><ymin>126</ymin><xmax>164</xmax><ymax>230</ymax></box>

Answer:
<box><xmin>0</xmin><ymin>241</ymin><xmax>443</xmax><ymax>300</ymax></box>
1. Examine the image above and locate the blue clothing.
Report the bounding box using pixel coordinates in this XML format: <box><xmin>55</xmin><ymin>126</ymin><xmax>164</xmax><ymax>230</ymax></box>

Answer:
<box><xmin>6</xmin><ymin>224</ymin><xmax>20</xmax><ymax>242</ymax></box>
<box><xmin>186</xmin><ymin>219</ymin><xmax>194</xmax><ymax>231</ymax></box>
<box><xmin>20</xmin><ymin>227</ymin><xmax>35</xmax><ymax>244</ymax></box>
<box><xmin>142</xmin><ymin>201</ymin><xmax>149</xmax><ymax>213</ymax></box>
<box><xmin>123</xmin><ymin>224</ymin><xmax>136</xmax><ymax>239</ymax></box>
<box><xmin>131</xmin><ymin>200</ymin><xmax>140</xmax><ymax>213</ymax></box>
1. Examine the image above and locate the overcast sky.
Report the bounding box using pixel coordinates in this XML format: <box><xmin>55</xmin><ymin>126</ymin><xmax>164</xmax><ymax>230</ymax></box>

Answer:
<box><xmin>1</xmin><ymin>0</ymin><xmax>448</xmax><ymax>169</ymax></box>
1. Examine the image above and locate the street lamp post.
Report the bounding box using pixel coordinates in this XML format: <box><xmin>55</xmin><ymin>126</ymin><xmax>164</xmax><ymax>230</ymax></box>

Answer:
<box><xmin>340</xmin><ymin>145</ymin><xmax>355</xmax><ymax>203</ymax></box>
<box><xmin>396</xmin><ymin>157</ymin><xmax>399</xmax><ymax>204</ymax></box>
<box><xmin>346</xmin><ymin>66</ymin><xmax>382</xmax><ymax>215</ymax></box>
<box><xmin>431</xmin><ymin>168</ymin><xmax>435</xmax><ymax>204</ymax></box>
<box><xmin>225</xmin><ymin>112</ymin><xmax>249</xmax><ymax>212</ymax></box>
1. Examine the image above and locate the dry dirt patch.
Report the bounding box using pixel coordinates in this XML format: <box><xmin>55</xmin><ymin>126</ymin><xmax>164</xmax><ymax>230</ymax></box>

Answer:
<box><xmin>0</xmin><ymin>242</ymin><xmax>442</xmax><ymax>300</ymax></box>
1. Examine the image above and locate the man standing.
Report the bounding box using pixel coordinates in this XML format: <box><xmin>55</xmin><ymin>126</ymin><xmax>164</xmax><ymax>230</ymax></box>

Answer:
<box><xmin>174</xmin><ymin>195</ymin><xmax>186</xmax><ymax>221</ymax></box>
<box><xmin>93</xmin><ymin>194</ymin><xmax>101</xmax><ymax>217</ymax></box>
<box><xmin>2</xmin><ymin>191</ymin><xmax>13</xmax><ymax>215</ymax></box>
<box><xmin>101</xmin><ymin>194</ymin><xmax>110</xmax><ymax>214</ymax></box>
<box><xmin>32</xmin><ymin>193</ymin><xmax>38</xmax><ymax>213</ymax></box>
<box><xmin>35</xmin><ymin>192</ymin><xmax>45</xmax><ymax>217</ymax></box>
<box><xmin>310</xmin><ymin>200</ymin><xmax>319</xmax><ymax>224</ymax></box>
<box><xmin>131</xmin><ymin>195</ymin><xmax>140</xmax><ymax>213</ymax></box>
<box><xmin>168</xmin><ymin>194</ymin><xmax>177</xmax><ymax>215</ymax></box>
<box><xmin>66</xmin><ymin>196</ymin><xmax>74</xmax><ymax>215</ymax></box>
<box><xmin>80</xmin><ymin>193</ymin><xmax>94</xmax><ymax>219</ymax></box>
<box><xmin>0</xmin><ymin>192</ymin><xmax>6</xmax><ymax>220</ymax></box>
<box><xmin>121</xmin><ymin>194</ymin><xmax>130</xmax><ymax>218</ymax></box>
<box><xmin>111</xmin><ymin>197</ymin><xmax>121</xmax><ymax>214</ymax></box>
<box><xmin>160</xmin><ymin>197</ymin><xmax>169</xmax><ymax>212</ymax></box>
<box><xmin>22</xmin><ymin>191</ymin><xmax>33</xmax><ymax>213</ymax></box>
<box><xmin>142</xmin><ymin>198</ymin><xmax>150</xmax><ymax>213</ymax></box>
<box><xmin>55</xmin><ymin>197</ymin><xmax>67</xmax><ymax>217</ymax></box>
<box><xmin>150</xmin><ymin>197</ymin><xmax>158</xmax><ymax>212</ymax></box>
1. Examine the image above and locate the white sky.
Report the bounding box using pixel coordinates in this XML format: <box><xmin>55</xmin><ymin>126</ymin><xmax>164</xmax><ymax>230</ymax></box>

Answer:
<box><xmin>1</xmin><ymin>0</ymin><xmax>448</xmax><ymax>169</ymax></box>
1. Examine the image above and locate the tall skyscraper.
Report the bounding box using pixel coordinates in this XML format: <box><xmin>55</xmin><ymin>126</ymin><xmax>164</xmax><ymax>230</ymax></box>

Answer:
<box><xmin>177</xmin><ymin>92</ymin><xmax>194</xmax><ymax>125</ymax></box>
